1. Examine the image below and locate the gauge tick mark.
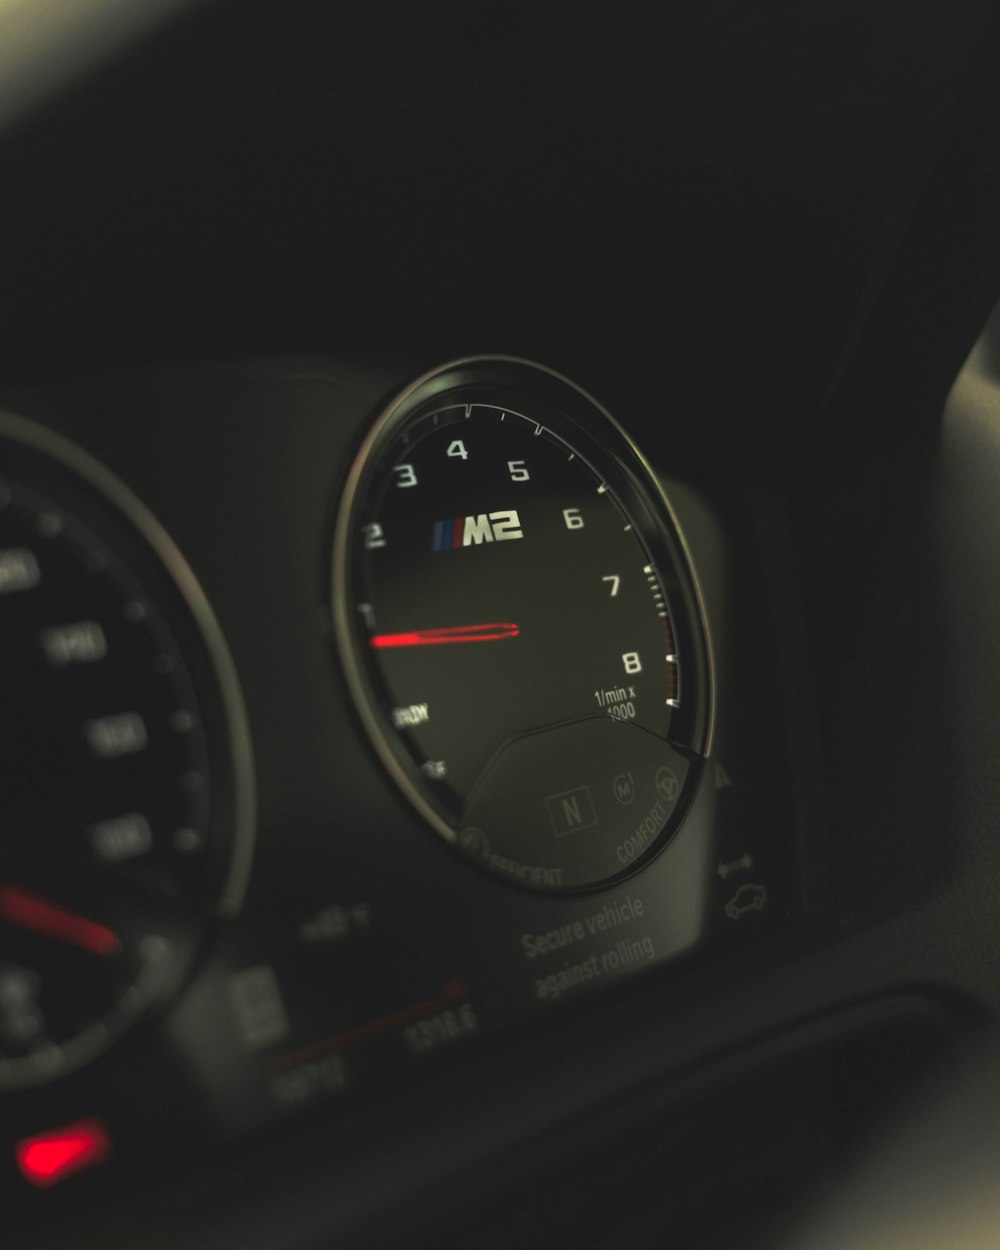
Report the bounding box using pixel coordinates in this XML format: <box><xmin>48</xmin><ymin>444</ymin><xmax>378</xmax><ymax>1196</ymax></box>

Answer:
<box><xmin>36</xmin><ymin>513</ymin><xmax>64</xmax><ymax>538</ymax></box>
<box><xmin>123</xmin><ymin>599</ymin><xmax>148</xmax><ymax>623</ymax></box>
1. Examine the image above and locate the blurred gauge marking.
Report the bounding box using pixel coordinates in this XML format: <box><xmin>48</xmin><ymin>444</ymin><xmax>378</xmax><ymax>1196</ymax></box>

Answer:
<box><xmin>122</xmin><ymin>598</ymin><xmax>147</xmax><ymax>622</ymax></box>
<box><xmin>86</xmin><ymin>813</ymin><xmax>153</xmax><ymax>864</ymax></box>
<box><xmin>39</xmin><ymin>619</ymin><xmax>107</xmax><ymax>666</ymax></box>
<box><xmin>0</xmin><ymin>547</ymin><xmax>40</xmax><ymax>593</ymax></box>
<box><xmin>173</xmin><ymin>827</ymin><xmax>202</xmax><ymax>853</ymax></box>
<box><xmin>272</xmin><ymin>979</ymin><xmax>467</xmax><ymax>1069</ymax></box>
<box><xmin>36</xmin><ymin>512</ymin><xmax>63</xmax><ymax>537</ymax></box>
<box><xmin>82</xmin><ymin>712</ymin><xmax>148</xmax><ymax>759</ymax></box>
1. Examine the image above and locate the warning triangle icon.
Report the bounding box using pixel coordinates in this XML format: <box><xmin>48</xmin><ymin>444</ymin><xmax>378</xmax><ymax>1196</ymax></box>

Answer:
<box><xmin>714</xmin><ymin>763</ymin><xmax>733</xmax><ymax>790</ymax></box>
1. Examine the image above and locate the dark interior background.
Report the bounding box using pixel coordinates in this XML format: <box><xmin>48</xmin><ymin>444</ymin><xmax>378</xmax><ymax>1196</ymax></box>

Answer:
<box><xmin>5</xmin><ymin>2</ymin><xmax>1000</xmax><ymax>1247</ymax></box>
<box><xmin>3</xmin><ymin>0</ymin><xmax>999</xmax><ymax>473</ymax></box>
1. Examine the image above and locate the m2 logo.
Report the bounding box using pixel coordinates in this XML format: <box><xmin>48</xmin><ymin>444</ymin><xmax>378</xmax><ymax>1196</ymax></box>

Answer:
<box><xmin>431</xmin><ymin>509</ymin><xmax>524</xmax><ymax>552</ymax></box>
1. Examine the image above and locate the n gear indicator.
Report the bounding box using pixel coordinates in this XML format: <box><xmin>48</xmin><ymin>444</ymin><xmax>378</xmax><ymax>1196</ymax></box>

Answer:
<box><xmin>333</xmin><ymin>358</ymin><xmax>713</xmax><ymax>892</ymax></box>
<box><xmin>546</xmin><ymin>787</ymin><xmax>599</xmax><ymax>836</ymax></box>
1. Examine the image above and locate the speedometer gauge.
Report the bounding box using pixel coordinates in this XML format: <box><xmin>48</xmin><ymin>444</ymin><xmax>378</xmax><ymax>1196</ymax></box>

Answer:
<box><xmin>333</xmin><ymin>358</ymin><xmax>712</xmax><ymax>892</ymax></box>
<box><xmin>0</xmin><ymin>412</ymin><xmax>254</xmax><ymax>1089</ymax></box>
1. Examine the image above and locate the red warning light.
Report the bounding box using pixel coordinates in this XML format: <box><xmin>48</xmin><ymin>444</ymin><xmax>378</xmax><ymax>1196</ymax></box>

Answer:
<box><xmin>16</xmin><ymin>1118</ymin><xmax>111</xmax><ymax>1188</ymax></box>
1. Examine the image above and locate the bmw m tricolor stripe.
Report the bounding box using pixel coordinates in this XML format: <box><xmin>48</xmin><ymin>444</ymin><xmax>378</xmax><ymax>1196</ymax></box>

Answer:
<box><xmin>431</xmin><ymin>517</ymin><xmax>465</xmax><ymax>551</ymax></box>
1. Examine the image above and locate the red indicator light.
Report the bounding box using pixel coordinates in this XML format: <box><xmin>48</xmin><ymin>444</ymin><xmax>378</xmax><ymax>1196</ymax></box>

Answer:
<box><xmin>0</xmin><ymin>885</ymin><xmax>119</xmax><ymax>956</ymax></box>
<box><xmin>16</xmin><ymin>1118</ymin><xmax>111</xmax><ymax>1188</ymax></box>
<box><xmin>370</xmin><ymin>623</ymin><xmax>520</xmax><ymax>649</ymax></box>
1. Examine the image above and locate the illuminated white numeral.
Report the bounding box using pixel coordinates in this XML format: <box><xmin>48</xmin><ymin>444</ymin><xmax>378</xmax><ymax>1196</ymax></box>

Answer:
<box><xmin>88</xmin><ymin>813</ymin><xmax>153</xmax><ymax>863</ymax></box>
<box><xmin>393</xmin><ymin>464</ymin><xmax>418</xmax><ymax>488</ymax></box>
<box><xmin>447</xmin><ymin>440</ymin><xmax>469</xmax><ymax>460</ymax></box>
<box><xmin>563</xmin><ymin>508</ymin><xmax>584</xmax><ymax>530</ymax></box>
<box><xmin>602</xmin><ymin>575</ymin><xmax>620</xmax><ymax>597</ymax></box>
<box><xmin>507</xmin><ymin>459</ymin><xmax>530</xmax><ymax>482</ymax></box>
<box><xmin>0</xmin><ymin>548</ymin><xmax>40</xmax><ymax>594</ymax></box>
<box><xmin>363</xmin><ymin>523</ymin><xmax>386</xmax><ymax>550</ymax></box>
<box><xmin>83</xmin><ymin>713</ymin><xmax>148</xmax><ymax>759</ymax></box>
<box><xmin>39</xmin><ymin>620</ymin><xmax>107</xmax><ymax>667</ymax></box>
<box><xmin>622</xmin><ymin>652</ymin><xmax>642</xmax><ymax>674</ymax></box>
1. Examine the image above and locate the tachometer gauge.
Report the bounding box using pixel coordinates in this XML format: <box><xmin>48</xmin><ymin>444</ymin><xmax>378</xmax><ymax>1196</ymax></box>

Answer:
<box><xmin>0</xmin><ymin>413</ymin><xmax>254</xmax><ymax>1089</ymax></box>
<box><xmin>333</xmin><ymin>358</ymin><xmax>712</xmax><ymax>892</ymax></box>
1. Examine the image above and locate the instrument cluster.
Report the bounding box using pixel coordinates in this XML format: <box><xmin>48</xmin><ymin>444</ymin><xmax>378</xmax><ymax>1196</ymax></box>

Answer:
<box><xmin>0</xmin><ymin>357</ymin><xmax>795</xmax><ymax>1215</ymax></box>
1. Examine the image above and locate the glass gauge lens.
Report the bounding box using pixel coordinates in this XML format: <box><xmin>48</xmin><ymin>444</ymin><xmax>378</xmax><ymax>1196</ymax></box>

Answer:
<box><xmin>0</xmin><ymin>415</ymin><xmax>254</xmax><ymax>1089</ymax></box>
<box><xmin>333</xmin><ymin>358</ymin><xmax>712</xmax><ymax>892</ymax></box>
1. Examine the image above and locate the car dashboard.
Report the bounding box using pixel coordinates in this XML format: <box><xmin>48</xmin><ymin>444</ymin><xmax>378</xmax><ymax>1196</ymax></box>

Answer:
<box><xmin>3</xmin><ymin>2</ymin><xmax>1000</xmax><ymax>1248</ymax></box>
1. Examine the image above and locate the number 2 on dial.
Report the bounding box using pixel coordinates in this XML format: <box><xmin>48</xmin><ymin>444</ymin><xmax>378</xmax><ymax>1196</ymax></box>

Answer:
<box><xmin>363</xmin><ymin>523</ymin><xmax>386</xmax><ymax>549</ymax></box>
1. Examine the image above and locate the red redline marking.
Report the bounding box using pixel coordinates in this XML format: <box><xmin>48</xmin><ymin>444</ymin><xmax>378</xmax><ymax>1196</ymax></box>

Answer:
<box><xmin>273</xmin><ymin>979</ymin><xmax>467</xmax><ymax>1070</ymax></box>
<box><xmin>452</xmin><ymin>515</ymin><xmax>465</xmax><ymax>549</ymax></box>
<box><xmin>370</xmin><ymin>623</ymin><xmax>520</xmax><ymax>649</ymax></box>
<box><xmin>0</xmin><ymin>885</ymin><xmax>119</xmax><ymax>956</ymax></box>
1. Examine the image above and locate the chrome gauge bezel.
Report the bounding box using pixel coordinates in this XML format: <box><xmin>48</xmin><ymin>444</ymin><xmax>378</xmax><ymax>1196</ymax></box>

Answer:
<box><xmin>332</xmin><ymin>357</ymin><xmax>715</xmax><ymax>893</ymax></box>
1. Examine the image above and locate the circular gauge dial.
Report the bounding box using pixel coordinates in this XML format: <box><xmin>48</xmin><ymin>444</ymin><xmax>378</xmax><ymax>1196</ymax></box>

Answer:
<box><xmin>334</xmin><ymin>359</ymin><xmax>712</xmax><ymax>892</ymax></box>
<box><xmin>0</xmin><ymin>416</ymin><xmax>254</xmax><ymax>1089</ymax></box>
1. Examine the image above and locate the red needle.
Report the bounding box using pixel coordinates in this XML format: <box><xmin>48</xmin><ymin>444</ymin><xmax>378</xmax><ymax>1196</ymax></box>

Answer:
<box><xmin>370</xmin><ymin>622</ymin><xmax>520</xmax><ymax>649</ymax></box>
<box><xmin>0</xmin><ymin>885</ymin><xmax>119</xmax><ymax>956</ymax></box>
